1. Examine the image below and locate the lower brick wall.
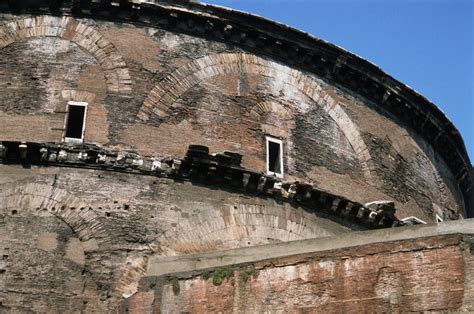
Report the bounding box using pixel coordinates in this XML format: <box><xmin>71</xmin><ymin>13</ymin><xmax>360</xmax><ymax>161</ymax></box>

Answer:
<box><xmin>462</xmin><ymin>235</ymin><xmax>474</xmax><ymax>312</ymax></box>
<box><xmin>125</xmin><ymin>234</ymin><xmax>471</xmax><ymax>313</ymax></box>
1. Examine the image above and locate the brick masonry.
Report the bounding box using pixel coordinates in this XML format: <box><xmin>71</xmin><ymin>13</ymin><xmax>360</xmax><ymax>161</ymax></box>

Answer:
<box><xmin>0</xmin><ymin>11</ymin><xmax>467</xmax><ymax>220</ymax></box>
<box><xmin>0</xmin><ymin>165</ymin><xmax>358</xmax><ymax>312</ymax></box>
<box><xmin>0</xmin><ymin>1</ymin><xmax>472</xmax><ymax>312</ymax></box>
<box><xmin>125</xmin><ymin>229</ymin><xmax>474</xmax><ymax>313</ymax></box>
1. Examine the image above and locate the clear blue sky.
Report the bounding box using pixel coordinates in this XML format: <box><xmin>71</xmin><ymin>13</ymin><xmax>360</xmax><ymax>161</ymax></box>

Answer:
<box><xmin>205</xmin><ymin>0</ymin><xmax>474</xmax><ymax>164</ymax></box>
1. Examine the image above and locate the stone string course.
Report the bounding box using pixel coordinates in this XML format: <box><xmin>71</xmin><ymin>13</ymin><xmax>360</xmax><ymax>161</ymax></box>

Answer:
<box><xmin>0</xmin><ymin>141</ymin><xmax>403</xmax><ymax>229</ymax></box>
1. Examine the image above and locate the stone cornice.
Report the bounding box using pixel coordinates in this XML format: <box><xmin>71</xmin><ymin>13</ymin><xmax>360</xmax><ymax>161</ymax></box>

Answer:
<box><xmin>0</xmin><ymin>0</ymin><xmax>471</xmax><ymax>208</ymax></box>
<box><xmin>0</xmin><ymin>141</ymin><xmax>404</xmax><ymax>230</ymax></box>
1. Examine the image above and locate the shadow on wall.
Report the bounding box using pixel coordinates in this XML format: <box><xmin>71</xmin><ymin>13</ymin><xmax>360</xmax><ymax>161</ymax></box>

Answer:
<box><xmin>469</xmin><ymin>167</ymin><xmax>474</xmax><ymax>218</ymax></box>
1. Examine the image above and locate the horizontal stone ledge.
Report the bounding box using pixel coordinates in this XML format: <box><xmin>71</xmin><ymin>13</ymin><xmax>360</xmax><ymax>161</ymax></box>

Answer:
<box><xmin>0</xmin><ymin>140</ymin><xmax>403</xmax><ymax>229</ymax></box>
<box><xmin>146</xmin><ymin>218</ymin><xmax>474</xmax><ymax>277</ymax></box>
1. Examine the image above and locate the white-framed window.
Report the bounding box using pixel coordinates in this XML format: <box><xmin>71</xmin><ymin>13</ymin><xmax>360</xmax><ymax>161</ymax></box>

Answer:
<box><xmin>64</xmin><ymin>101</ymin><xmax>88</xmax><ymax>143</ymax></box>
<box><xmin>266</xmin><ymin>136</ymin><xmax>284</xmax><ymax>178</ymax></box>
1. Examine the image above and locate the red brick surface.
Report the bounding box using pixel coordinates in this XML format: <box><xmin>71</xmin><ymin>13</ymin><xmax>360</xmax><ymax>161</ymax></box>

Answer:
<box><xmin>139</xmin><ymin>235</ymin><xmax>468</xmax><ymax>313</ymax></box>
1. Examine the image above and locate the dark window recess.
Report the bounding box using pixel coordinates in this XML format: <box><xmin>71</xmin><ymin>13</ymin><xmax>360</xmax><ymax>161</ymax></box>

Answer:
<box><xmin>268</xmin><ymin>141</ymin><xmax>282</xmax><ymax>174</ymax></box>
<box><xmin>65</xmin><ymin>105</ymin><xmax>85</xmax><ymax>139</ymax></box>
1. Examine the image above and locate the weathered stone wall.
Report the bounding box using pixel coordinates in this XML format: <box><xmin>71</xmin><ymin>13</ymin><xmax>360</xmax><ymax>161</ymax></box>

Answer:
<box><xmin>461</xmin><ymin>235</ymin><xmax>474</xmax><ymax>312</ymax></box>
<box><xmin>0</xmin><ymin>164</ymin><xmax>358</xmax><ymax>312</ymax></box>
<box><xmin>0</xmin><ymin>12</ymin><xmax>466</xmax><ymax>221</ymax></box>
<box><xmin>125</xmin><ymin>230</ymin><xmax>474</xmax><ymax>313</ymax></box>
<box><xmin>0</xmin><ymin>2</ymin><xmax>472</xmax><ymax>312</ymax></box>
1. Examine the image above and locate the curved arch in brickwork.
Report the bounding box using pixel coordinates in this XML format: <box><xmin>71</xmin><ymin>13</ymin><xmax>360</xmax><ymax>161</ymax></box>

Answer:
<box><xmin>0</xmin><ymin>182</ymin><xmax>112</xmax><ymax>249</ymax></box>
<box><xmin>0</xmin><ymin>16</ymin><xmax>131</xmax><ymax>94</ymax></box>
<box><xmin>139</xmin><ymin>53</ymin><xmax>373</xmax><ymax>181</ymax></box>
<box><xmin>150</xmin><ymin>203</ymin><xmax>348</xmax><ymax>257</ymax></box>
<box><xmin>250</xmin><ymin>100</ymin><xmax>293</xmax><ymax>121</ymax></box>
<box><xmin>61</xmin><ymin>89</ymin><xmax>97</xmax><ymax>103</ymax></box>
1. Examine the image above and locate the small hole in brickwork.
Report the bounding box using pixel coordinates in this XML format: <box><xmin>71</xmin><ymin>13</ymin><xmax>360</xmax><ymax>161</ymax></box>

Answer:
<box><xmin>80</xmin><ymin>207</ymin><xmax>85</xmax><ymax>210</ymax></box>
<box><xmin>153</xmin><ymin>181</ymin><xmax>157</xmax><ymax>185</ymax></box>
<box><xmin>106</xmin><ymin>212</ymin><xmax>111</xmax><ymax>217</ymax></box>
<box><xmin>114</xmin><ymin>201</ymin><xmax>118</xmax><ymax>204</ymax></box>
<box><xmin>70</xmin><ymin>207</ymin><xmax>75</xmax><ymax>210</ymax></box>
<box><xmin>2</xmin><ymin>255</ymin><xmax>8</xmax><ymax>260</ymax></box>
<box><xmin>61</xmin><ymin>206</ymin><xmax>66</xmax><ymax>211</ymax></box>
<box><xmin>124</xmin><ymin>204</ymin><xmax>130</xmax><ymax>210</ymax></box>
<box><xmin>0</xmin><ymin>269</ymin><xmax>5</xmax><ymax>274</ymax></box>
<box><xmin>150</xmin><ymin>215</ymin><xmax>154</xmax><ymax>218</ymax></box>
<box><xmin>247</xmin><ymin>241</ymin><xmax>251</xmax><ymax>245</ymax></box>
<box><xmin>98</xmin><ymin>207</ymin><xmax>102</xmax><ymax>210</ymax></box>
<box><xmin>89</xmin><ymin>207</ymin><xmax>93</xmax><ymax>210</ymax></box>
<box><xmin>36</xmin><ymin>207</ymin><xmax>40</xmax><ymax>211</ymax></box>
<box><xmin>52</xmin><ymin>207</ymin><xmax>56</xmax><ymax>211</ymax></box>
<box><xmin>11</xmin><ymin>210</ymin><xmax>17</xmax><ymax>215</ymax></box>
<box><xmin>234</xmin><ymin>206</ymin><xmax>237</xmax><ymax>209</ymax></box>
<box><xmin>43</xmin><ymin>208</ymin><xmax>47</xmax><ymax>211</ymax></box>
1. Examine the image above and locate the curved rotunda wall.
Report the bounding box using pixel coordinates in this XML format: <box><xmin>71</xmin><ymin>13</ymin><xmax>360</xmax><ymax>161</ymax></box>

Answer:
<box><xmin>0</xmin><ymin>166</ymin><xmax>354</xmax><ymax>311</ymax></box>
<box><xmin>0</xmin><ymin>13</ymin><xmax>467</xmax><ymax>221</ymax></box>
<box><xmin>0</xmin><ymin>2</ymin><xmax>471</xmax><ymax>312</ymax></box>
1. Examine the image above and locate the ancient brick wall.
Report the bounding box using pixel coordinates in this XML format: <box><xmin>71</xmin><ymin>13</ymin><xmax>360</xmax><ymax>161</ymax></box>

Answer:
<box><xmin>0</xmin><ymin>11</ymin><xmax>467</xmax><ymax>221</ymax></box>
<box><xmin>461</xmin><ymin>235</ymin><xmax>474</xmax><ymax>312</ymax></box>
<box><xmin>0</xmin><ymin>1</ymin><xmax>472</xmax><ymax>312</ymax></box>
<box><xmin>126</xmin><ymin>233</ymin><xmax>473</xmax><ymax>313</ymax></box>
<box><xmin>0</xmin><ymin>164</ymin><xmax>359</xmax><ymax>312</ymax></box>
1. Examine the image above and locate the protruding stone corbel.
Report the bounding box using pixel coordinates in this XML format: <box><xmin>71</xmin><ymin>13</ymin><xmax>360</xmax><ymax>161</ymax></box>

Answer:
<box><xmin>40</xmin><ymin>147</ymin><xmax>48</xmax><ymax>161</ymax></box>
<box><xmin>242</xmin><ymin>173</ymin><xmax>251</xmax><ymax>188</ymax></box>
<box><xmin>364</xmin><ymin>200</ymin><xmax>396</xmax><ymax>216</ymax></box>
<box><xmin>271</xmin><ymin>181</ymin><xmax>283</xmax><ymax>197</ymax></box>
<box><xmin>58</xmin><ymin>149</ymin><xmax>68</xmax><ymax>161</ymax></box>
<box><xmin>287</xmin><ymin>183</ymin><xmax>297</xmax><ymax>199</ymax></box>
<box><xmin>257</xmin><ymin>176</ymin><xmax>266</xmax><ymax>191</ymax></box>
<box><xmin>382</xmin><ymin>89</ymin><xmax>392</xmax><ymax>103</ymax></box>
<box><xmin>151</xmin><ymin>159</ymin><xmax>161</xmax><ymax>171</ymax></box>
<box><xmin>0</xmin><ymin>142</ymin><xmax>6</xmax><ymax>160</ymax></box>
<box><xmin>332</xmin><ymin>55</ymin><xmax>348</xmax><ymax>76</ymax></box>
<box><xmin>130</xmin><ymin>1</ymin><xmax>141</xmax><ymax>19</ymax></box>
<box><xmin>19</xmin><ymin>142</ymin><xmax>27</xmax><ymax>160</ymax></box>
<box><xmin>97</xmin><ymin>153</ymin><xmax>107</xmax><ymax>163</ymax></box>
<box><xmin>172</xmin><ymin>159</ymin><xmax>181</xmax><ymax>173</ymax></box>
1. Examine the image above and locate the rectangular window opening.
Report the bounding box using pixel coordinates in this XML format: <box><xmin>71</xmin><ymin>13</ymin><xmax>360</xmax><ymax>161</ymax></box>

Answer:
<box><xmin>266</xmin><ymin>137</ymin><xmax>283</xmax><ymax>178</ymax></box>
<box><xmin>64</xmin><ymin>101</ymin><xmax>87</xmax><ymax>143</ymax></box>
